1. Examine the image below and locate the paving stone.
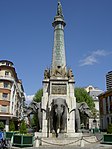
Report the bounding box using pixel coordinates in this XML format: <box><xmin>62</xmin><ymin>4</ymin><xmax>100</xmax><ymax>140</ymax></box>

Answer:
<box><xmin>11</xmin><ymin>143</ymin><xmax>112</xmax><ymax>149</ymax></box>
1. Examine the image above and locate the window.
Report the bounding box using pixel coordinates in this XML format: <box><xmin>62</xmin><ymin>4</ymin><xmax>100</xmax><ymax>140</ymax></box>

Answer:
<box><xmin>6</xmin><ymin>62</ymin><xmax>9</xmax><ymax>66</ymax></box>
<box><xmin>4</xmin><ymin>82</ymin><xmax>9</xmax><ymax>88</ymax></box>
<box><xmin>2</xmin><ymin>93</ymin><xmax>8</xmax><ymax>99</ymax></box>
<box><xmin>5</xmin><ymin>71</ymin><xmax>9</xmax><ymax>76</ymax></box>
<box><xmin>12</xmin><ymin>102</ymin><xmax>13</xmax><ymax>110</ymax></box>
<box><xmin>1</xmin><ymin>105</ymin><xmax>8</xmax><ymax>113</ymax></box>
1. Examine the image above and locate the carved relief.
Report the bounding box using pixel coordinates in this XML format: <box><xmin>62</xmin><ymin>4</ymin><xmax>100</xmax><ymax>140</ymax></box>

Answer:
<box><xmin>44</xmin><ymin>68</ymin><xmax>50</xmax><ymax>79</ymax></box>
<box><xmin>68</xmin><ymin>69</ymin><xmax>74</xmax><ymax>79</ymax></box>
<box><xmin>52</xmin><ymin>84</ymin><xmax>67</xmax><ymax>95</ymax></box>
<box><xmin>51</xmin><ymin>66</ymin><xmax>67</xmax><ymax>77</ymax></box>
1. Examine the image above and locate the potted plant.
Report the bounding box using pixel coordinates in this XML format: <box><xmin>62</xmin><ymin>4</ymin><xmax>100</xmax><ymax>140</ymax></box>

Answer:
<box><xmin>102</xmin><ymin>124</ymin><xmax>112</xmax><ymax>144</ymax></box>
<box><xmin>13</xmin><ymin>120</ymin><xmax>34</xmax><ymax>147</ymax></box>
<box><xmin>5</xmin><ymin>120</ymin><xmax>16</xmax><ymax>140</ymax></box>
<box><xmin>9</xmin><ymin>120</ymin><xmax>15</xmax><ymax>132</ymax></box>
<box><xmin>0</xmin><ymin>121</ymin><xmax>5</xmax><ymax>131</ymax></box>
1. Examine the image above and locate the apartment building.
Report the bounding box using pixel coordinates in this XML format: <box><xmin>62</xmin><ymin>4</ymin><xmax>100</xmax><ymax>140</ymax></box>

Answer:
<box><xmin>98</xmin><ymin>90</ymin><xmax>112</xmax><ymax>131</ymax></box>
<box><xmin>85</xmin><ymin>85</ymin><xmax>103</xmax><ymax>129</ymax></box>
<box><xmin>85</xmin><ymin>85</ymin><xmax>103</xmax><ymax>111</ymax></box>
<box><xmin>0</xmin><ymin>60</ymin><xmax>25</xmax><ymax>131</ymax></box>
<box><xmin>106</xmin><ymin>71</ymin><xmax>112</xmax><ymax>91</ymax></box>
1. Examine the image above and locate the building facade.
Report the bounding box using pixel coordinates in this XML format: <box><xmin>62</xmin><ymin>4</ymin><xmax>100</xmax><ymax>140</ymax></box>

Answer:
<box><xmin>85</xmin><ymin>85</ymin><xmax>103</xmax><ymax>129</ymax></box>
<box><xmin>106</xmin><ymin>71</ymin><xmax>112</xmax><ymax>91</ymax></box>
<box><xmin>0</xmin><ymin>60</ymin><xmax>25</xmax><ymax>131</ymax></box>
<box><xmin>98</xmin><ymin>90</ymin><xmax>112</xmax><ymax>131</ymax></box>
<box><xmin>85</xmin><ymin>85</ymin><xmax>103</xmax><ymax>111</ymax></box>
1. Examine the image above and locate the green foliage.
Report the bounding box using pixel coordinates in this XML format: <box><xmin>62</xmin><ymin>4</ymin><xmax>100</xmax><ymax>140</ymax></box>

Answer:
<box><xmin>0</xmin><ymin>121</ymin><xmax>5</xmax><ymax>130</ymax></box>
<box><xmin>33</xmin><ymin>89</ymin><xmax>43</xmax><ymax>103</ymax></box>
<box><xmin>20</xmin><ymin>120</ymin><xmax>27</xmax><ymax>134</ymax></box>
<box><xmin>32</xmin><ymin>89</ymin><xmax>43</xmax><ymax>130</ymax></box>
<box><xmin>9</xmin><ymin>120</ymin><xmax>15</xmax><ymax>131</ymax></box>
<box><xmin>91</xmin><ymin>108</ymin><xmax>98</xmax><ymax>119</ymax></box>
<box><xmin>33</xmin><ymin>87</ymin><xmax>95</xmax><ymax>110</ymax></box>
<box><xmin>75</xmin><ymin>87</ymin><xmax>95</xmax><ymax>110</ymax></box>
<box><xmin>31</xmin><ymin>114</ymin><xmax>40</xmax><ymax>131</ymax></box>
<box><xmin>32</xmin><ymin>87</ymin><xmax>95</xmax><ymax>127</ymax></box>
<box><xmin>107</xmin><ymin>124</ymin><xmax>112</xmax><ymax>134</ymax></box>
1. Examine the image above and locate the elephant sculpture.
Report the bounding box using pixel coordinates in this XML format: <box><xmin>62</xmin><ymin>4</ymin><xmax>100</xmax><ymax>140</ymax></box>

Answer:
<box><xmin>26</xmin><ymin>101</ymin><xmax>42</xmax><ymax>132</ymax></box>
<box><xmin>75</xmin><ymin>102</ymin><xmax>91</xmax><ymax>132</ymax></box>
<box><xmin>51</xmin><ymin>98</ymin><xmax>68</xmax><ymax>137</ymax></box>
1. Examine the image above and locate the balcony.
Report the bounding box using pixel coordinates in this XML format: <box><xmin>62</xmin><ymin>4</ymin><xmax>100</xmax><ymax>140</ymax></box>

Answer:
<box><xmin>0</xmin><ymin>75</ymin><xmax>14</xmax><ymax>82</ymax></box>
<box><xmin>0</xmin><ymin>86</ymin><xmax>11</xmax><ymax>91</ymax></box>
<box><xmin>0</xmin><ymin>113</ymin><xmax>17</xmax><ymax>118</ymax></box>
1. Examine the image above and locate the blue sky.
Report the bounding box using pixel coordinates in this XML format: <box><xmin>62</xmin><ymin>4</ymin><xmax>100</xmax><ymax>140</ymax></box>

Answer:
<box><xmin>0</xmin><ymin>0</ymin><xmax>112</xmax><ymax>100</ymax></box>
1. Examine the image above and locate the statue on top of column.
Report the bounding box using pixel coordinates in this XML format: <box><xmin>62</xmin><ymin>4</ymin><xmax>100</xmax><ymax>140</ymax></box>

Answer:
<box><xmin>57</xmin><ymin>0</ymin><xmax>63</xmax><ymax>17</ymax></box>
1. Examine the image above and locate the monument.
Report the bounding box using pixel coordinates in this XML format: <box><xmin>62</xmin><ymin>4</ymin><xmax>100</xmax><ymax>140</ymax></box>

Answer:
<box><xmin>26</xmin><ymin>1</ymin><xmax>95</xmax><ymax>147</ymax></box>
<box><xmin>41</xmin><ymin>0</ymin><xmax>77</xmax><ymax>138</ymax></box>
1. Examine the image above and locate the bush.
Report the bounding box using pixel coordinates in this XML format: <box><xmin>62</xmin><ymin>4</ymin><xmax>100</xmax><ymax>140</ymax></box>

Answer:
<box><xmin>9</xmin><ymin>120</ymin><xmax>15</xmax><ymax>131</ymax></box>
<box><xmin>0</xmin><ymin>121</ymin><xmax>5</xmax><ymax>131</ymax></box>
<box><xmin>20</xmin><ymin>120</ymin><xmax>27</xmax><ymax>134</ymax></box>
<box><xmin>107</xmin><ymin>124</ymin><xmax>112</xmax><ymax>134</ymax></box>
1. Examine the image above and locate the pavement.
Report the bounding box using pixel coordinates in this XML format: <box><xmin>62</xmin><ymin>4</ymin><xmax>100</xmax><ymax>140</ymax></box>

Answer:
<box><xmin>11</xmin><ymin>143</ymin><xmax>112</xmax><ymax>149</ymax></box>
<box><xmin>11</xmin><ymin>133</ymin><xmax>112</xmax><ymax>149</ymax></box>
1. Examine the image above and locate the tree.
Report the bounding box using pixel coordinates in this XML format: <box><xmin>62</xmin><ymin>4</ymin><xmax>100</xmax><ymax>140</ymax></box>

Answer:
<box><xmin>75</xmin><ymin>87</ymin><xmax>95</xmax><ymax>128</ymax></box>
<box><xmin>33</xmin><ymin>87</ymin><xmax>95</xmax><ymax>110</ymax></box>
<box><xmin>31</xmin><ymin>114</ymin><xmax>39</xmax><ymax>131</ymax></box>
<box><xmin>20</xmin><ymin>120</ymin><xmax>27</xmax><ymax>134</ymax></box>
<box><xmin>32</xmin><ymin>87</ymin><xmax>95</xmax><ymax>128</ymax></box>
<box><xmin>0</xmin><ymin>121</ymin><xmax>5</xmax><ymax>131</ymax></box>
<box><xmin>107</xmin><ymin>124</ymin><xmax>112</xmax><ymax>134</ymax></box>
<box><xmin>75</xmin><ymin>87</ymin><xmax>95</xmax><ymax>110</ymax></box>
<box><xmin>91</xmin><ymin>108</ymin><xmax>99</xmax><ymax>119</ymax></box>
<box><xmin>33</xmin><ymin>89</ymin><xmax>43</xmax><ymax>103</ymax></box>
<box><xmin>9</xmin><ymin>120</ymin><xmax>15</xmax><ymax>131</ymax></box>
<box><xmin>31</xmin><ymin>89</ymin><xmax>43</xmax><ymax>131</ymax></box>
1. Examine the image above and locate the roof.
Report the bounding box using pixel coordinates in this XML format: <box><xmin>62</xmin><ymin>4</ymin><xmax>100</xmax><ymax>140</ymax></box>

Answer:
<box><xmin>0</xmin><ymin>60</ymin><xmax>13</xmax><ymax>65</ymax></box>
<box><xmin>0</xmin><ymin>65</ymin><xmax>18</xmax><ymax>81</ymax></box>
<box><xmin>89</xmin><ymin>90</ymin><xmax>103</xmax><ymax>100</ymax></box>
<box><xmin>98</xmin><ymin>89</ymin><xmax>112</xmax><ymax>98</ymax></box>
<box><xmin>107</xmin><ymin>71</ymin><xmax>112</xmax><ymax>74</ymax></box>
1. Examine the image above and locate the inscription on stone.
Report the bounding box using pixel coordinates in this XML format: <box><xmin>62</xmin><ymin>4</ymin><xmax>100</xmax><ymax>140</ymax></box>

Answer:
<box><xmin>52</xmin><ymin>84</ymin><xmax>67</xmax><ymax>94</ymax></box>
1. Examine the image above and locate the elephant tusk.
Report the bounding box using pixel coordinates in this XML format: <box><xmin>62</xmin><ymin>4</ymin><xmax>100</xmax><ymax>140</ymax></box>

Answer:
<box><xmin>69</xmin><ymin>108</ymin><xmax>75</xmax><ymax>113</ymax></box>
<box><xmin>41</xmin><ymin>108</ymin><xmax>47</xmax><ymax>112</ymax></box>
<box><xmin>57</xmin><ymin>129</ymin><xmax>60</xmax><ymax>133</ymax></box>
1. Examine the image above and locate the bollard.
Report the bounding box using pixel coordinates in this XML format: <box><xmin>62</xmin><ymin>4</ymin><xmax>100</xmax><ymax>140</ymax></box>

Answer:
<box><xmin>34</xmin><ymin>137</ymin><xmax>40</xmax><ymax>147</ymax></box>
<box><xmin>80</xmin><ymin>138</ymin><xmax>84</xmax><ymax>147</ymax></box>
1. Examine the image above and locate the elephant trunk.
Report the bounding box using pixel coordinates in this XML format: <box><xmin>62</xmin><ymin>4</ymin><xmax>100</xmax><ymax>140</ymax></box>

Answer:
<box><xmin>57</xmin><ymin>114</ymin><xmax>61</xmax><ymax>130</ymax></box>
<box><xmin>56</xmin><ymin>111</ymin><xmax>61</xmax><ymax>132</ymax></box>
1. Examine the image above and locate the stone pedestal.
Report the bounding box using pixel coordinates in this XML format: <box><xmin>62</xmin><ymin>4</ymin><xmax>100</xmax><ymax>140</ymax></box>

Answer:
<box><xmin>41</xmin><ymin>79</ymin><xmax>49</xmax><ymax>137</ymax></box>
<box><xmin>41</xmin><ymin>75</ymin><xmax>77</xmax><ymax>138</ymax></box>
<box><xmin>5</xmin><ymin>119</ymin><xmax>9</xmax><ymax>131</ymax></box>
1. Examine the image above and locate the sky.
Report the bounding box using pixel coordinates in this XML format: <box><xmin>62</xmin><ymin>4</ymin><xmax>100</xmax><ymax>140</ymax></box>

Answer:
<box><xmin>0</xmin><ymin>0</ymin><xmax>112</xmax><ymax>103</ymax></box>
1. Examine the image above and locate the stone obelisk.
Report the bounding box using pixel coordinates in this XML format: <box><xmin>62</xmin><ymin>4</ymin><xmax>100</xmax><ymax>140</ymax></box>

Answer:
<box><xmin>41</xmin><ymin>0</ymin><xmax>76</xmax><ymax>138</ymax></box>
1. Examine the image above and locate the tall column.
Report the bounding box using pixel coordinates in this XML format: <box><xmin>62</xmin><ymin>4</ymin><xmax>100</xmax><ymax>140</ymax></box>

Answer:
<box><xmin>52</xmin><ymin>1</ymin><xmax>66</xmax><ymax>71</ymax></box>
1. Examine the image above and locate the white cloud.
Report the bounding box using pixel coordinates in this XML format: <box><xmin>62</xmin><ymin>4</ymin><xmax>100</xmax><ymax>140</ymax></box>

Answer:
<box><xmin>25</xmin><ymin>94</ymin><xmax>34</xmax><ymax>105</ymax></box>
<box><xmin>79</xmin><ymin>49</ymin><xmax>111</xmax><ymax>66</ymax></box>
<box><xmin>92</xmin><ymin>49</ymin><xmax>109</xmax><ymax>56</ymax></box>
<box><xmin>80</xmin><ymin>55</ymin><xmax>98</xmax><ymax>66</ymax></box>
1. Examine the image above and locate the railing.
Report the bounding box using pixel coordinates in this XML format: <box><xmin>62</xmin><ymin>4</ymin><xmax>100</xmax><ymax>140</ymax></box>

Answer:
<box><xmin>34</xmin><ymin>134</ymin><xmax>103</xmax><ymax>147</ymax></box>
<box><xmin>0</xmin><ymin>75</ymin><xmax>14</xmax><ymax>82</ymax></box>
